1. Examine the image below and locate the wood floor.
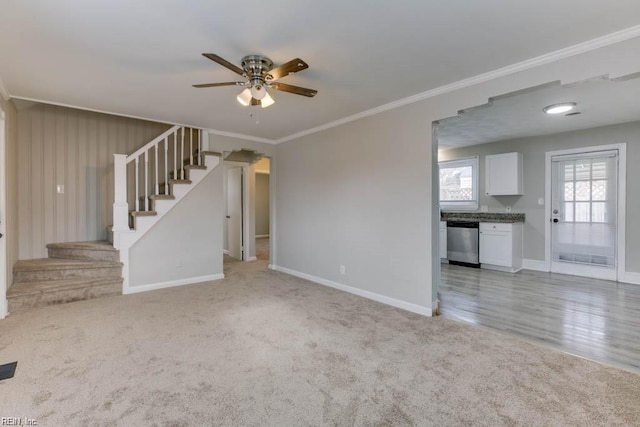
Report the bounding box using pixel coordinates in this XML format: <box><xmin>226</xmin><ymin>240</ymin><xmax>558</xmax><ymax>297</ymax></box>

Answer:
<box><xmin>440</xmin><ymin>263</ymin><xmax>640</xmax><ymax>372</ymax></box>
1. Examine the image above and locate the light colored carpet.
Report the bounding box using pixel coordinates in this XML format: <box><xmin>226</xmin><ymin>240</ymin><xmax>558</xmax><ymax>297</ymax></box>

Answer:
<box><xmin>1</xmin><ymin>255</ymin><xmax>639</xmax><ymax>426</ymax></box>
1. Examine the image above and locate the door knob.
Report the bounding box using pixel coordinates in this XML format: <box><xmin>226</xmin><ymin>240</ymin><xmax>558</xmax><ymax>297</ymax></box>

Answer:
<box><xmin>553</xmin><ymin>218</ymin><xmax>559</xmax><ymax>223</ymax></box>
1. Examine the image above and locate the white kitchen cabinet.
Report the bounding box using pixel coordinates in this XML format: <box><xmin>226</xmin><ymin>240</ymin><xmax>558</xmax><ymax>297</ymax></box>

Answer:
<box><xmin>439</xmin><ymin>221</ymin><xmax>447</xmax><ymax>260</ymax></box>
<box><xmin>485</xmin><ymin>152</ymin><xmax>523</xmax><ymax>196</ymax></box>
<box><xmin>479</xmin><ymin>222</ymin><xmax>522</xmax><ymax>272</ymax></box>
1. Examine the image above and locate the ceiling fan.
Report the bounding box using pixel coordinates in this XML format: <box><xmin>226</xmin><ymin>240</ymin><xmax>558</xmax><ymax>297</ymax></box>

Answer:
<box><xmin>193</xmin><ymin>53</ymin><xmax>318</xmax><ymax>108</ymax></box>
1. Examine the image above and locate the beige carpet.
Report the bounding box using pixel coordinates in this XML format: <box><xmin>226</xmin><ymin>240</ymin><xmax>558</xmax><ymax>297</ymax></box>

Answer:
<box><xmin>1</xmin><ymin>254</ymin><xmax>639</xmax><ymax>426</ymax></box>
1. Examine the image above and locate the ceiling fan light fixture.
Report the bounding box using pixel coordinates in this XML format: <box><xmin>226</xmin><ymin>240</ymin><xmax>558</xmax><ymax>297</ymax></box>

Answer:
<box><xmin>237</xmin><ymin>88</ymin><xmax>252</xmax><ymax>106</ymax></box>
<box><xmin>543</xmin><ymin>102</ymin><xmax>576</xmax><ymax>115</ymax></box>
<box><xmin>251</xmin><ymin>83</ymin><xmax>267</xmax><ymax>100</ymax></box>
<box><xmin>261</xmin><ymin>91</ymin><xmax>275</xmax><ymax>108</ymax></box>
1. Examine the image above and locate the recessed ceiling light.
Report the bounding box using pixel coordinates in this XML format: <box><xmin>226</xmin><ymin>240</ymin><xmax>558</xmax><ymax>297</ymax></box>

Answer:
<box><xmin>543</xmin><ymin>102</ymin><xmax>576</xmax><ymax>114</ymax></box>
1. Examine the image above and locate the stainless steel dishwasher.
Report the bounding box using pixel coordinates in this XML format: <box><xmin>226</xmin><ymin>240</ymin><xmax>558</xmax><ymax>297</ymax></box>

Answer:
<box><xmin>446</xmin><ymin>221</ymin><xmax>480</xmax><ymax>267</ymax></box>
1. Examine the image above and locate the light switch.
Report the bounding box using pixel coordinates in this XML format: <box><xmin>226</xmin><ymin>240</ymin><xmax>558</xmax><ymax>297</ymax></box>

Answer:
<box><xmin>538</xmin><ymin>197</ymin><xmax>544</xmax><ymax>205</ymax></box>
<box><xmin>56</xmin><ymin>185</ymin><xmax>64</xmax><ymax>194</ymax></box>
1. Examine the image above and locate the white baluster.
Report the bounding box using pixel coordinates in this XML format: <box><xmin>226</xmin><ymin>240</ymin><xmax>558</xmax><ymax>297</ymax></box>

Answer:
<box><xmin>144</xmin><ymin>151</ymin><xmax>149</xmax><ymax>210</ymax></box>
<box><xmin>155</xmin><ymin>143</ymin><xmax>159</xmax><ymax>195</ymax></box>
<box><xmin>173</xmin><ymin>129</ymin><xmax>178</xmax><ymax>187</ymax></box>
<box><xmin>181</xmin><ymin>128</ymin><xmax>185</xmax><ymax>179</ymax></box>
<box><xmin>135</xmin><ymin>157</ymin><xmax>140</xmax><ymax>211</ymax></box>
<box><xmin>164</xmin><ymin>136</ymin><xmax>169</xmax><ymax>195</ymax></box>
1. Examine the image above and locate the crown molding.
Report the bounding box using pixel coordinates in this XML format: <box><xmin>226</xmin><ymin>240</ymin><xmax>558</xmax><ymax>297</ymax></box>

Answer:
<box><xmin>10</xmin><ymin>95</ymin><xmax>275</xmax><ymax>144</ymax></box>
<box><xmin>207</xmin><ymin>128</ymin><xmax>275</xmax><ymax>144</ymax></box>
<box><xmin>0</xmin><ymin>75</ymin><xmax>10</xmax><ymax>101</ymax></box>
<box><xmin>276</xmin><ymin>25</ymin><xmax>640</xmax><ymax>143</ymax></box>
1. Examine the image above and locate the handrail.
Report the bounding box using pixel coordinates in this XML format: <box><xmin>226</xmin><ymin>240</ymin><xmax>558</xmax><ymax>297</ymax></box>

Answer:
<box><xmin>126</xmin><ymin>125</ymin><xmax>181</xmax><ymax>163</ymax></box>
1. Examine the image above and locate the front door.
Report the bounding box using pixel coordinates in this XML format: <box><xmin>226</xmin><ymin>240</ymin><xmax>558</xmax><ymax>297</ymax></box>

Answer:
<box><xmin>550</xmin><ymin>149</ymin><xmax>618</xmax><ymax>280</ymax></box>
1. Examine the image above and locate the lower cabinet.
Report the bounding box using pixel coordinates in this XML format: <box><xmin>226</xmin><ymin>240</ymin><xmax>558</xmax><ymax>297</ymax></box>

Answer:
<box><xmin>479</xmin><ymin>222</ymin><xmax>522</xmax><ymax>272</ymax></box>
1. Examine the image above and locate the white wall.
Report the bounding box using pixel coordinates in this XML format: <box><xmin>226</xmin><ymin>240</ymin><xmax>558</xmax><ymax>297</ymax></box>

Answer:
<box><xmin>273</xmin><ymin>37</ymin><xmax>640</xmax><ymax>314</ymax></box>
<box><xmin>128</xmin><ymin>163</ymin><xmax>223</xmax><ymax>289</ymax></box>
<box><xmin>0</xmin><ymin>97</ymin><xmax>17</xmax><ymax>291</ymax></box>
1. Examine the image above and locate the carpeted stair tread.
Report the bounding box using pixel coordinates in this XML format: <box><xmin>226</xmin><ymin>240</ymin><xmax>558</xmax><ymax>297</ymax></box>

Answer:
<box><xmin>46</xmin><ymin>240</ymin><xmax>117</xmax><ymax>252</ymax></box>
<box><xmin>14</xmin><ymin>258</ymin><xmax>122</xmax><ymax>271</ymax></box>
<box><xmin>7</xmin><ymin>277</ymin><xmax>123</xmax><ymax>297</ymax></box>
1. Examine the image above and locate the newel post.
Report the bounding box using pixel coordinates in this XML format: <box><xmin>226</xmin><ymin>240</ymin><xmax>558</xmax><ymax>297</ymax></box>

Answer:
<box><xmin>113</xmin><ymin>154</ymin><xmax>130</xmax><ymax>236</ymax></box>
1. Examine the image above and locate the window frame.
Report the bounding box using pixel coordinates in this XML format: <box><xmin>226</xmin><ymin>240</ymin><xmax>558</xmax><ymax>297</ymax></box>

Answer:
<box><xmin>438</xmin><ymin>156</ymin><xmax>479</xmax><ymax>211</ymax></box>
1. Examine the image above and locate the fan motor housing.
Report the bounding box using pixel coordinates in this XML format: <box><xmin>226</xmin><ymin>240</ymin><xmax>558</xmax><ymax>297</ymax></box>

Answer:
<box><xmin>241</xmin><ymin>55</ymin><xmax>274</xmax><ymax>79</ymax></box>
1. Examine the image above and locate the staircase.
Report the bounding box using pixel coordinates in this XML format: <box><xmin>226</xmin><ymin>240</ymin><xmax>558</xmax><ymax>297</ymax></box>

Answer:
<box><xmin>7</xmin><ymin>241</ymin><xmax>123</xmax><ymax>312</ymax></box>
<box><xmin>6</xmin><ymin>125</ymin><xmax>220</xmax><ymax>313</ymax></box>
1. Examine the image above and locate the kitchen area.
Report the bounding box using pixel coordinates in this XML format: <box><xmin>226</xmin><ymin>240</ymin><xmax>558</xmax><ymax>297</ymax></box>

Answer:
<box><xmin>439</xmin><ymin>151</ymin><xmax>525</xmax><ymax>273</ymax></box>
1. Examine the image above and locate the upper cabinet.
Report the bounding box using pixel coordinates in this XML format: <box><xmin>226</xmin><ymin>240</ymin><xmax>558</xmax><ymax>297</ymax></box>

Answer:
<box><xmin>485</xmin><ymin>152</ymin><xmax>523</xmax><ymax>196</ymax></box>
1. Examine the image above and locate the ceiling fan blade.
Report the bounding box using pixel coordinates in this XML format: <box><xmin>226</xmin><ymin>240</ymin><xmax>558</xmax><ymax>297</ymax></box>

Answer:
<box><xmin>269</xmin><ymin>82</ymin><xmax>318</xmax><ymax>97</ymax></box>
<box><xmin>192</xmin><ymin>82</ymin><xmax>243</xmax><ymax>88</ymax></box>
<box><xmin>267</xmin><ymin>58</ymin><xmax>309</xmax><ymax>80</ymax></box>
<box><xmin>202</xmin><ymin>53</ymin><xmax>244</xmax><ymax>76</ymax></box>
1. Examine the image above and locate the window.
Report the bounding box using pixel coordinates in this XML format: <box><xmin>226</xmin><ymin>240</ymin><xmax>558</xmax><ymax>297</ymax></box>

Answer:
<box><xmin>439</xmin><ymin>157</ymin><xmax>478</xmax><ymax>210</ymax></box>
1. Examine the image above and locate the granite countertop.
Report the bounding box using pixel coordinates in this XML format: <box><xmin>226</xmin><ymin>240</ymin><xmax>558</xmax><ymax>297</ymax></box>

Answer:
<box><xmin>441</xmin><ymin>212</ymin><xmax>525</xmax><ymax>223</ymax></box>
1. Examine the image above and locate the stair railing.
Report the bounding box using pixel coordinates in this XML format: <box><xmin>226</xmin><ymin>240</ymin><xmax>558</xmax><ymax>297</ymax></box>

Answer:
<box><xmin>113</xmin><ymin>125</ymin><xmax>203</xmax><ymax>232</ymax></box>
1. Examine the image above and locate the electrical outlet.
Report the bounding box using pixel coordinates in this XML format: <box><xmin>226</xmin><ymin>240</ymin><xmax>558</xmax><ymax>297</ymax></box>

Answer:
<box><xmin>339</xmin><ymin>265</ymin><xmax>346</xmax><ymax>275</ymax></box>
<box><xmin>538</xmin><ymin>197</ymin><xmax>544</xmax><ymax>205</ymax></box>
<box><xmin>56</xmin><ymin>184</ymin><xmax>64</xmax><ymax>194</ymax></box>
<box><xmin>505</xmin><ymin>206</ymin><xmax>512</xmax><ymax>213</ymax></box>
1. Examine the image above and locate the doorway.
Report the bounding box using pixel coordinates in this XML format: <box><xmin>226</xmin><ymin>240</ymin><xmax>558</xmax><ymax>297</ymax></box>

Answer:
<box><xmin>546</xmin><ymin>144</ymin><xmax>626</xmax><ymax>281</ymax></box>
<box><xmin>254</xmin><ymin>158</ymin><xmax>270</xmax><ymax>261</ymax></box>
<box><xmin>224</xmin><ymin>164</ymin><xmax>244</xmax><ymax>261</ymax></box>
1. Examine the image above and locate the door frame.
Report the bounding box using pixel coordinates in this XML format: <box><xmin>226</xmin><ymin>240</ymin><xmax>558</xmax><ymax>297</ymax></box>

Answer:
<box><xmin>0</xmin><ymin>109</ymin><xmax>6</xmax><ymax>318</ymax></box>
<box><xmin>223</xmin><ymin>160</ymin><xmax>256</xmax><ymax>262</ymax></box>
<box><xmin>544</xmin><ymin>143</ymin><xmax>627</xmax><ymax>280</ymax></box>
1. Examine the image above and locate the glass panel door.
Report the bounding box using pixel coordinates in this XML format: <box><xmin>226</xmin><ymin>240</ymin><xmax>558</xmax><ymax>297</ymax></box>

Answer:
<box><xmin>551</xmin><ymin>150</ymin><xmax>618</xmax><ymax>280</ymax></box>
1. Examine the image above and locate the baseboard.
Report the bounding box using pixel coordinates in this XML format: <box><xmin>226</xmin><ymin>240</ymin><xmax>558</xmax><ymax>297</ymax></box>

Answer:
<box><xmin>246</xmin><ymin>256</ymin><xmax>257</xmax><ymax>262</ymax></box>
<box><xmin>223</xmin><ymin>249</ymin><xmax>230</xmax><ymax>255</ymax></box>
<box><xmin>0</xmin><ymin>298</ymin><xmax>7</xmax><ymax>320</ymax></box>
<box><xmin>272</xmin><ymin>265</ymin><xmax>432</xmax><ymax>317</ymax></box>
<box><xmin>268</xmin><ymin>264</ymin><xmax>276</xmax><ymax>270</ymax></box>
<box><xmin>522</xmin><ymin>259</ymin><xmax>548</xmax><ymax>272</ymax></box>
<box><xmin>124</xmin><ymin>273</ymin><xmax>225</xmax><ymax>295</ymax></box>
<box><xmin>432</xmin><ymin>299</ymin><xmax>441</xmax><ymax>316</ymax></box>
<box><xmin>256</xmin><ymin>234</ymin><xmax>270</xmax><ymax>238</ymax></box>
<box><xmin>621</xmin><ymin>271</ymin><xmax>640</xmax><ymax>285</ymax></box>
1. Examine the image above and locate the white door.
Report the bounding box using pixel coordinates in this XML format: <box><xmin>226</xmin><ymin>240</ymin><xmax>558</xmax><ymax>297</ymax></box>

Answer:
<box><xmin>226</xmin><ymin>167</ymin><xmax>243</xmax><ymax>260</ymax></box>
<box><xmin>550</xmin><ymin>150</ymin><xmax>618</xmax><ymax>280</ymax></box>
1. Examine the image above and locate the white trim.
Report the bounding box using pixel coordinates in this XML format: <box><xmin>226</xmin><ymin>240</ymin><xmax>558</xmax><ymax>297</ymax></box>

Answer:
<box><xmin>223</xmin><ymin>249</ymin><xmax>230</xmax><ymax>255</ymax></box>
<box><xmin>272</xmin><ymin>265</ymin><xmax>433</xmax><ymax>317</ymax></box>
<box><xmin>123</xmin><ymin>273</ymin><xmax>224</xmax><ymax>295</ymax></box>
<box><xmin>621</xmin><ymin>271</ymin><xmax>640</xmax><ymax>285</ymax></box>
<box><xmin>276</xmin><ymin>25</ymin><xmax>640</xmax><ymax>144</ymax></box>
<box><xmin>0</xmin><ymin>110</ymin><xmax>6</xmax><ymax>319</ymax></box>
<box><xmin>246</xmin><ymin>256</ymin><xmax>257</xmax><ymax>262</ymax></box>
<box><xmin>0</xmin><ymin>75</ymin><xmax>9</xmax><ymax>101</ymax></box>
<box><xmin>256</xmin><ymin>234</ymin><xmax>269</xmax><ymax>238</ymax></box>
<box><xmin>544</xmin><ymin>143</ymin><xmax>626</xmax><ymax>280</ymax></box>
<box><xmin>10</xmin><ymin>96</ymin><xmax>276</xmax><ymax>144</ymax></box>
<box><xmin>522</xmin><ymin>259</ymin><xmax>548</xmax><ymax>272</ymax></box>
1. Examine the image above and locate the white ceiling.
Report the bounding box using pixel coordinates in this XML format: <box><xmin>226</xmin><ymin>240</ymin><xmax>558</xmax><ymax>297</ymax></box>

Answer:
<box><xmin>437</xmin><ymin>74</ymin><xmax>640</xmax><ymax>148</ymax></box>
<box><xmin>1</xmin><ymin>0</ymin><xmax>640</xmax><ymax>141</ymax></box>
